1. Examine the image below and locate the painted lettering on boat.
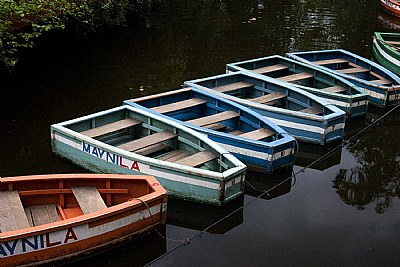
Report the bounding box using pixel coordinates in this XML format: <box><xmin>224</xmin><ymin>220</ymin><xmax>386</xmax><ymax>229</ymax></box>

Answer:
<box><xmin>82</xmin><ymin>142</ymin><xmax>140</xmax><ymax>171</ymax></box>
<box><xmin>0</xmin><ymin>227</ymin><xmax>78</xmax><ymax>257</ymax></box>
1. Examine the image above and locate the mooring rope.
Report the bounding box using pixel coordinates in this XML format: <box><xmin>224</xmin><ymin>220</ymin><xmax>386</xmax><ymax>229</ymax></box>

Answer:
<box><xmin>144</xmin><ymin>103</ymin><xmax>400</xmax><ymax>267</ymax></box>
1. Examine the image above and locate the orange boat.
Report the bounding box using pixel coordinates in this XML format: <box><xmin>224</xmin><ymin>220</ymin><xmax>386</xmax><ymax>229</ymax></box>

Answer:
<box><xmin>0</xmin><ymin>173</ymin><xmax>167</xmax><ymax>266</ymax></box>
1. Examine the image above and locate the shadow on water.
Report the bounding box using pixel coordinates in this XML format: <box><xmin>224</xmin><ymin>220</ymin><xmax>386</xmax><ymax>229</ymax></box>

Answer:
<box><xmin>294</xmin><ymin>141</ymin><xmax>342</xmax><ymax>171</ymax></box>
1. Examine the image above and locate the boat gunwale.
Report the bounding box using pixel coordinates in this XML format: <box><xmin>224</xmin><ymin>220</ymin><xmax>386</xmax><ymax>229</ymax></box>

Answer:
<box><xmin>0</xmin><ymin>174</ymin><xmax>166</xmax><ymax>241</ymax></box>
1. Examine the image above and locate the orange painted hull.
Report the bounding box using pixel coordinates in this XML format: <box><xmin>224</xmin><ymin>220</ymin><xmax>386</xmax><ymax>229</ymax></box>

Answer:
<box><xmin>0</xmin><ymin>174</ymin><xmax>167</xmax><ymax>266</ymax></box>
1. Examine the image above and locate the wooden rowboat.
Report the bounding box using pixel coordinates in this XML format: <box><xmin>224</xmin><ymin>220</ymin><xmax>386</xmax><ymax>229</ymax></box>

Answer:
<box><xmin>373</xmin><ymin>32</ymin><xmax>400</xmax><ymax>76</ymax></box>
<box><xmin>184</xmin><ymin>71</ymin><xmax>346</xmax><ymax>145</ymax></box>
<box><xmin>226</xmin><ymin>55</ymin><xmax>368</xmax><ymax>118</ymax></box>
<box><xmin>51</xmin><ymin>105</ymin><xmax>246</xmax><ymax>205</ymax></box>
<box><xmin>0</xmin><ymin>173</ymin><xmax>167</xmax><ymax>267</ymax></box>
<box><xmin>123</xmin><ymin>87</ymin><xmax>295</xmax><ymax>174</ymax></box>
<box><xmin>380</xmin><ymin>0</ymin><xmax>400</xmax><ymax>18</ymax></box>
<box><xmin>287</xmin><ymin>49</ymin><xmax>400</xmax><ymax>108</ymax></box>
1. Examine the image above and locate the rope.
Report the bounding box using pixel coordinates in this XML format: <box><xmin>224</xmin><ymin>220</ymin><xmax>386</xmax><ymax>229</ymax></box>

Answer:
<box><xmin>145</xmin><ymin>103</ymin><xmax>400</xmax><ymax>266</ymax></box>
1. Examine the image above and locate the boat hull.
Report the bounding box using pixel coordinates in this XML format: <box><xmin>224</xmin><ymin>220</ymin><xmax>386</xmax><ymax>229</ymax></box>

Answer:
<box><xmin>51</xmin><ymin>106</ymin><xmax>246</xmax><ymax>205</ymax></box>
<box><xmin>287</xmin><ymin>49</ymin><xmax>400</xmax><ymax>108</ymax></box>
<box><xmin>185</xmin><ymin>72</ymin><xmax>346</xmax><ymax>145</ymax></box>
<box><xmin>373</xmin><ymin>32</ymin><xmax>400</xmax><ymax>76</ymax></box>
<box><xmin>226</xmin><ymin>55</ymin><xmax>368</xmax><ymax>118</ymax></box>
<box><xmin>380</xmin><ymin>0</ymin><xmax>400</xmax><ymax>18</ymax></box>
<box><xmin>0</xmin><ymin>174</ymin><xmax>167</xmax><ymax>267</ymax></box>
<box><xmin>123</xmin><ymin>88</ymin><xmax>295</xmax><ymax>174</ymax></box>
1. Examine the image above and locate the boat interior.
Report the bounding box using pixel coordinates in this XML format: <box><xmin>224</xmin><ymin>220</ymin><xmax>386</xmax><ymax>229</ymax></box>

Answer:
<box><xmin>66</xmin><ymin>108</ymin><xmax>228</xmax><ymax>172</ymax></box>
<box><xmin>0</xmin><ymin>176</ymin><xmax>153</xmax><ymax>232</ymax></box>
<box><xmin>127</xmin><ymin>89</ymin><xmax>283</xmax><ymax>143</ymax></box>
<box><xmin>190</xmin><ymin>74</ymin><xmax>332</xmax><ymax>116</ymax></box>
<box><xmin>228</xmin><ymin>58</ymin><xmax>359</xmax><ymax>96</ymax></box>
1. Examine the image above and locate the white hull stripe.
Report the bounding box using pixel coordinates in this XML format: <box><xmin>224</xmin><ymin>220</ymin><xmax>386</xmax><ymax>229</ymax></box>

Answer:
<box><xmin>374</xmin><ymin>39</ymin><xmax>400</xmax><ymax>67</ymax></box>
<box><xmin>1</xmin><ymin>204</ymin><xmax>164</xmax><ymax>258</ymax></box>
<box><xmin>53</xmin><ymin>133</ymin><xmax>222</xmax><ymax>190</ymax></box>
<box><xmin>322</xmin><ymin>98</ymin><xmax>368</xmax><ymax>108</ymax></box>
<box><xmin>219</xmin><ymin>143</ymin><xmax>293</xmax><ymax>161</ymax></box>
<box><xmin>267</xmin><ymin>117</ymin><xmax>345</xmax><ymax>134</ymax></box>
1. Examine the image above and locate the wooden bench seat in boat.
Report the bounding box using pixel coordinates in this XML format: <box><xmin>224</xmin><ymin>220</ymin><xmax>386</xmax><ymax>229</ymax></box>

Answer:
<box><xmin>314</xmin><ymin>58</ymin><xmax>349</xmax><ymax>65</ymax></box>
<box><xmin>151</xmin><ymin>98</ymin><xmax>208</xmax><ymax>114</ymax></box>
<box><xmin>299</xmin><ymin>106</ymin><xmax>322</xmax><ymax>115</ymax></box>
<box><xmin>251</xmin><ymin>92</ymin><xmax>287</xmax><ymax>105</ymax></box>
<box><xmin>320</xmin><ymin>86</ymin><xmax>348</xmax><ymax>93</ymax></box>
<box><xmin>174</xmin><ymin>150</ymin><xmax>217</xmax><ymax>167</ymax></box>
<box><xmin>213</xmin><ymin>82</ymin><xmax>254</xmax><ymax>93</ymax></box>
<box><xmin>0</xmin><ymin>191</ymin><xmax>30</xmax><ymax>232</ymax></box>
<box><xmin>385</xmin><ymin>40</ymin><xmax>400</xmax><ymax>46</ymax></box>
<box><xmin>253</xmin><ymin>64</ymin><xmax>289</xmax><ymax>74</ymax></box>
<box><xmin>338</xmin><ymin>66</ymin><xmax>369</xmax><ymax>74</ymax></box>
<box><xmin>72</xmin><ymin>186</ymin><xmax>107</xmax><ymax>215</ymax></box>
<box><xmin>117</xmin><ymin>130</ymin><xmax>177</xmax><ymax>153</ymax></box>
<box><xmin>25</xmin><ymin>204</ymin><xmax>59</xmax><ymax>227</ymax></box>
<box><xmin>278</xmin><ymin>72</ymin><xmax>314</xmax><ymax>82</ymax></box>
<box><xmin>239</xmin><ymin>128</ymin><xmax>275</xmax><ymax>140</ymax></box>
<box><xmin>370</xmin><ymin>78</ymin><xmax>393</xmax><ymax>85</ymax></box>
<box><xmin>186</xmin><ymin>111</ymin><xmax>239</xmax><ymax>129</ymax></box>
<box><xmin>81</xmin><ymin>118</ymin><xmax>142</xmax><ymax>138</ymax></box>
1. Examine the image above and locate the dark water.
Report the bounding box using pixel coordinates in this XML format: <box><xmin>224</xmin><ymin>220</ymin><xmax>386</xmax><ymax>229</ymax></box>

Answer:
<box><xmin>1</xmin><ymin>0</ymin><xmax>400</xmax><ymax>266</ymax></box>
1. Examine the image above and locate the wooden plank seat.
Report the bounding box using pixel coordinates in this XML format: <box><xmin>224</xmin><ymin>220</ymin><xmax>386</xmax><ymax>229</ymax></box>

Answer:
<box><xmin>320</xmin><ymin>86</ymin><xmax>348</xmax><ymax>93</ymax></box>
<box><xmin>71</xmin><ymin>186</ymin><xmax>107</xmax><ymax>215</ymax></box>
<box><xmin>228</xmin><ymin>130</ymin><xmax>244</xmax><ymax>136</ymax></box>
<box><xmin>370</xmin><ymin>79</ymin><xmax>394</xmax><ymax>85</ymax></box>
<box><xmin>174</xmin><ymin>150</ymin><xmax>217</xmax><ymax>167</ymax></box>
<box><xmin>117</xmin><ymin>130</ymin><xmax>177</xmax><ymax>153</ymax></box>
<box><xmin>299</xmin><ymin>106</ymin><xmax>322</xmax><ymax>115</ymax></box>
<box><xmin>81</xmin><ymin>118</ymin><xmax>142</xmax><ymax>138</ymax></box>
<box><xmin>213</xmin><ymin>82</ymin><xmax>254</xmax><ymax>93</ymax></box>
<box><xmin>186</xmin><ymin>111</ymin><xmax>239</xmax><ymax>129</ymax></box>
<box><xmin>278</xmin><ymin>72</ymin><xmax>314</xmax><ymax>82</ymax></box>
<box><xmin>239</xmin><ymin>128</ymin><xmax>275</xmax><ymax>140</ymax></box>
<box><xmin>251</xmin><ymin>92</ymin><xmax>287</xmax><ymax>105</ymax></box>
<box><xmin>151</xmin><ymin>98</ymin><xmax>208</xmax><ymax>114</ymax></box>
<box><xmin>158</xmin><ymin>150</ymin><xmax>189</xmax><ymax>162</ymax></box>
<box><xmin>252</xmin><ymin>64</ymin><xmax>289</xmax><ymax>74</ymax></box>
<box><xmin>314</xmin><ymin>58</ymin><xmax>349</xmax><ymax>65</ymax></box>
<box><xmin>338</xmin><ymin>67</ymin><xmax>370</xmax><ymax>74</ymax></box>
<box><xmin>0</xmin><ymin>191</ymin><xmax>30</xmax><ymax>232</ymax></box>
<box><xmin>25</xmin><ymin>204</ymin><xmax>58</xmax><ymax>227</ymax></box>
<box><xmin>385</xmin><ymin>40</ymin><xmax>400</xmax><ymax>46</ymax></box>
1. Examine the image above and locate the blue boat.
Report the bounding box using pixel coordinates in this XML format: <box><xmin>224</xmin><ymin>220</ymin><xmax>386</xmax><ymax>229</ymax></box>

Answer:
<box><xmin>51</xmin><ymin>105</ymin><xmax>246</xmax><ymax>205</ymax></box>
<box><xmin>287</xmin><ymin>49</ymin><xmax>400</xmax><ymax>108</ymax></box>
<box><xmin>123</xmin><ymin>87</ymin><xmax>295</xmax><ymax>174</ymax></box>
<box><xmin>184</xmin><ymin>71</ymin><xmax>346</xmax><ymax>145</ymax></box>
<box><xmin>226</xmin><ymin>55</ymin><xmax>369</xmax><ymax>118</ymax></box>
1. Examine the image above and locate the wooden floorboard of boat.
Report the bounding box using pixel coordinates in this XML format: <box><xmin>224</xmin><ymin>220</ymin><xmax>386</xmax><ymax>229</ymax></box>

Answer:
<box><xmin>320</xmin><ymin>86</ymin><xmax>348</xmax><ymax>93</ymax></box>
<box><xmin>0</xmin><ymin>191</ymin><xmax>30</xmax><ymax>232</ymax></box>
<box><xmin>72</xmin><ymin>187</ymin><xmax>107</xmax><ymax>215</ymax></box>
<box><xmin>25</xmin><ymin>204</ymin><xmax>59</xmax><ymax>227</ymax></box>
<box><xmin>313</xmin><ymin>58</ymin><xmax>349</xmax><ymax>65</ymax></box>
<box><xmin>158</xmin><ymin>150</ymin><xmax>189</xmax><ymax>162</ymax></box>
<box><xmin>81</xmin><ymin>118</ymin><xmax>142</xmax><ymax>138</ymax></box>
<box><xmin>299</xmin><ymin>106</ymin><xmax>322</xmax><ymax>115</ymax></box>
<box><xmin>239</xmin><ymin>128</ymin><xmax>275</xmax><ymax>140</ymax></box>
<box><xmin>278</xmin><ymin>72</ymin><xmax>314</xmax><ymax>82</ymax></box>
<box><xmin>151</xmin><ymin>98</ymin><xmax>208</xmax><ymax>114</ymax></box>
<box><xmin>213</xmin><ymin>82</ymin><xmax>254</xmax><ymax>93</ymax></box>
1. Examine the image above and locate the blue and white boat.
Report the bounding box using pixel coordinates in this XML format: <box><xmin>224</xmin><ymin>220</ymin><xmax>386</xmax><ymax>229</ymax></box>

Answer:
<box><xmin>123</xmin><ymin>87</ymin><xmax>295</xmax><ymax>174</ymax></box>
<box><xmin>184</xmin><ymin>71</ymin><xmax>346</xmax><ymax>145</ymax></box>
<box><xmin>287</xmin><ymin>49</ymin><xmax>400</xmax><ymax>108</ymax></box>
<box><xmin>226</xmin><ymin>55</ymin><xmax>368</xmax><ymax>118</ymax></box>
<box><xmin>51</xmin><ymin>105</ymin><xmax>246</xmax><ymax>205</ymax></box>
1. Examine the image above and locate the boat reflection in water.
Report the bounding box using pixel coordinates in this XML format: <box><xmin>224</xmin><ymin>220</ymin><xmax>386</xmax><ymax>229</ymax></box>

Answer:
<box><xmin>166</xmin><ymin>196</ymin><xmax>244</xmax><ymax>234</ymax></box>
<box><xmin>378</xmin><ymin>13</ymin><xmax>400</xmax><ymax>31</ymax></box>
<box><xmin>333</xmin><ymin>108</ymin><xmax>400</xmax><ymax>214</ymax></box>
<box><xmin>244</xmin><ymin>169</ymin><xmax>293</xmax><ymax>200</ymax></box>
<box><xmin>294</xmin><ymin>141</ymin><xmax>342</xmax><ymax>171</ymax></box>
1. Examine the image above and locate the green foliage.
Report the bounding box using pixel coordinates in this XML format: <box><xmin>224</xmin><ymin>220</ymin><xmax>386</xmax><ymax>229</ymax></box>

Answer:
<box><xmin>0</xmin><ymin>0</ymin><xmax>140</xmax><ymax>69</ymax></box>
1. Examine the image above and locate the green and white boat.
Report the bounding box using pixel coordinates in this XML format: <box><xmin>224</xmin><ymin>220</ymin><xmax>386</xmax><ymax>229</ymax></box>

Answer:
<box><xmin>373</xmin><ymin>32</ymin><xmax>400</xmax><ymax>76</ymax></box>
